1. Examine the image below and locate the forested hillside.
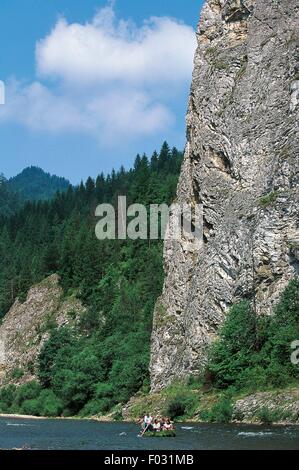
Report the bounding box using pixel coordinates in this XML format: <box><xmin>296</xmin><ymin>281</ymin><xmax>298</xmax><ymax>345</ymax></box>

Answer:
<box><xmin>8</xmin><ymin>166</ymin><xmax>70</xmax><ymax>201</ymax></box>
<box><xmin>0</xmin><ymin>167</ymin><xmax>70</xmax><ymax>217</ymax></box>
<box><xmin>0</xmin><ymin>174</ymin><xmax>21</xmax><ymax>217</ymax></box>
<box><xmin>0</xmin><ymin>143</ymin><xmax>183</xmax><ymax>416</ymax></box>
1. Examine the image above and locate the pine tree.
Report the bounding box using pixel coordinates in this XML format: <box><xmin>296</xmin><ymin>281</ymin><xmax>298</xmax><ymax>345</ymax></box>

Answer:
<box><xmin>150</xmin><ymin>151</ymin><xmax>159</xmax><ymax>172</ymax></box>
<box><xmin>158</xmin><ymin>141</ymin><xmax>171</xmax><ymax>172</ymax></box>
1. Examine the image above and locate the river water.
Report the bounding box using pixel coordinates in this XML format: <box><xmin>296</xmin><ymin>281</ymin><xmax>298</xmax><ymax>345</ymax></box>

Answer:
<box><xmin>0</xmin><ymin>418</ymin><xmax>298</xmax><ymax>450</ymax></box>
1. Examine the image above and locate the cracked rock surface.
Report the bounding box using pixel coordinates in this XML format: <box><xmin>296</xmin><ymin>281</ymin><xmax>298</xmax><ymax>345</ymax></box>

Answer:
<box><xmin>0</xmin><ymin>274</ymin><xmax>85</xmax><ymax>385</ymax></box>
<box><xmin>150</xmin><ymin>0</ymin><xmax>299</xmax><ymax>391</ymax></box>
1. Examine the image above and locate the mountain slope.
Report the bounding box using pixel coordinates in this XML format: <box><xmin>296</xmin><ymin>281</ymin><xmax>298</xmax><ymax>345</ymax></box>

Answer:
<box><xmin>8</xmin><ymin>166</ymin><xmax>70</xmax><ymax>201</ymax></box>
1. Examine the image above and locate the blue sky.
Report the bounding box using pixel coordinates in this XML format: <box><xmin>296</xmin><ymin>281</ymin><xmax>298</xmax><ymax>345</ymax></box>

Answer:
<box><xmin>0</xmin><ymin>1</ymin><xmax>204</xmax><ymax>183</ymax></box>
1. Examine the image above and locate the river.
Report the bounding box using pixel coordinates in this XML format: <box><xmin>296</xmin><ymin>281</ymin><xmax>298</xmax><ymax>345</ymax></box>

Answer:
<box><xmin>0</xmin><ymin>417</ymin><xmax>298</xmax><ymax>450</ymax></box>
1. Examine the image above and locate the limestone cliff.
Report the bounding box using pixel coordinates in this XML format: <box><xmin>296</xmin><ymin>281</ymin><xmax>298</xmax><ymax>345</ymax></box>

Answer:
<box><xmin>0</xmin><ymin>275</ymin><xmax>85</xmax><ymax>385</ymax></box>
<box><xmin>150</xmin><ymin>0</ymin><xmax>299</xmax><ymax>390</ymax></box>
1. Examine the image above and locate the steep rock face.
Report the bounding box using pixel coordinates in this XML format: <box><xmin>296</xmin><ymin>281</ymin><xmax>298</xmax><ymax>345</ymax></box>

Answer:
<box><xmin>150</xmin><ymin>0</ymin><xmax>299</xmax><ymax>390</ymax></box>
<box><xmin>0</xmin><ymin>275</ymin><xmax>85</xmax><ymax>385</ymax></box>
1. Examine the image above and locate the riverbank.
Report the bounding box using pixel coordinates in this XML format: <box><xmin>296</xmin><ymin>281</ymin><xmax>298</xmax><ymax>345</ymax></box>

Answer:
<box><xmin>122</xmin><ymin>385</ymin><xmax>299</xmax><ymax>426</ymax></box>
<box><xmin>0</xmin><ymin>413</ymin><xmax>133</xmax><ymax>423</ymax></box>
<box><xmin>0</xmin><ymin>413</ymin><xmax>100</xmax><ymax>421</ymax></box>
<box><xmin>0</xmin><ymin>412</ymin><xmax>134</xmax><ymax>423</ymax></box>
<box><xmin>1</xmin><ymin>385</ymin><xmax>299</xmax><ymax>426</ymax></box>
<box><xmin>0</xmin><ymin>414</ymin><xmax>48</xmax><ymax>420</ymax></box>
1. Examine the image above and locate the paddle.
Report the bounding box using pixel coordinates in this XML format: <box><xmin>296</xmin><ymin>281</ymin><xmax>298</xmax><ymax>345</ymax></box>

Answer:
<box><xmin>139</xmin><ymin>423</ymin><xmax>150</xmax><ymax>437</ymax></box>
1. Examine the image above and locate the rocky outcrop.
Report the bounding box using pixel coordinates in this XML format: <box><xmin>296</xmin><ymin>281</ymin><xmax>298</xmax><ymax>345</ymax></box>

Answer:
<box><xmin>0</xmin><ymin>274</ymin><xmax>85</xmax><ymax>385</ymax></box>
<box><xmin>233</xmin><ymin>389</ymin><xmax>299</xmax><ymax>424</ymax></box>
<box><xmin>150</xmin><ymin>0</ymin><xmax>299</xmax><ymax>390</ymax></box>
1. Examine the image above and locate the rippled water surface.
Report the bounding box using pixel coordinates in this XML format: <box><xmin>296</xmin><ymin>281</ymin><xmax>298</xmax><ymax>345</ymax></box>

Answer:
<box><xmin>0</xmin><ymin>418</ymin><xmax>298</xmax><ymax>450</ymax></box>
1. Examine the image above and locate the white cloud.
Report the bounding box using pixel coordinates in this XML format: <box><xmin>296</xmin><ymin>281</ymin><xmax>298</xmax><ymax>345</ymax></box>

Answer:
<box><xmin>0</xmin><ymin>80</ymin><xmax>173</xmax><ymax>140</ymax></box>
<box><xmin>86</xmin><ymin>90</ymin><xmax>174</xmax><ymax>139</ymax></box>
<box><xmin>0</xmin><ymin>4</ymin><xmax>196</xmax><ymax>142</ymax></box>
<box><xmin>36</xmin><ymin>4</ymin><xmax>196</xmax><ymax>85</ymax></box>
<box><xmin>0</xmin><ymin>80</ymin><xmax>89</xmax><ymax>133</ymax></box>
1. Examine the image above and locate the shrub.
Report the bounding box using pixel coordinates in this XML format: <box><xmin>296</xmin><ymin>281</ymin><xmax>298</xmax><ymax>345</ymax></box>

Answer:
<box><xmin>0</xmin><ymin>401</ymin><xmax>8</xmax><ymax>413</ymax></box>
<box><xmin>203</xmin><ymin>397</ymin><xmax>233</xmax><ymax>424</ymax></box>
<box><xmin>11</xmin><ymin>367</ymin><xmax>24</xmax><ymax>380</ymax></box>
<box><xmin>97</xmin><ymin>398</ymin><xmax>115</xmax><ymax>413</ymax></box>
<box><xmin>264</xmin><ymin>362</ymin><xmax>293</xmax><ymax>388</ymax></box>
<box><xmin>272</xmin><ymin>280</ymin><xmax>299</xmax><ymax>327</ymax></box>
<box><xmin>14</xmin><ymin>381</ymin><xmax>42</xmax><ymax>407</ymax></box>
<box><xmin>38</xmin><ymin>389</ymin><xmax>63</xmax><ymax>417</ymax></box>
<box><xmin>0</xmin><ymin>384</ymin><xmax>17</xmax><ymax>412</ymax></box>
<box><xmin>80</xmin><ymin>400</ymin><xmax>102</xmax><ymax>417</ymax></box>
<box><xmin>258</xmin><ymin>191</ymin><xmax>278</xmax><ymax>208</ymax></box>
<box><xmin>80</xmin><ymin>398</ymin><xmax>114</xmax><ymax>417</ymax></box>
<box><xmin>208</xmin><ymin>302</ymin><xmax>257</xmax><ymax>389</ymax></box>
<box><xmin>188</xmin><ymin>374</ymin><xmax>204</xmax><ymax>389</ymax></box>
<box><xmin>166</xmin><ymin>394</ymin><xmax>197</xmax><ymax>420</ymax></box>
<box><xmin>20</xmin><ymin>399</ymin><xmax>40</xmax><ymax>416</ymax></box>
<box><xmin>257</xmin><ymin>407</ymin><xmax>278</xmax><ymax>425</ymax></box>
<box><xmin>166</xmin><ymin>397</ymin><xmax>186</xmax><ymax>419</ymax></box>
<box><xmin>112</xmin><ymin>408</ymin><xmax>124</xmax><ymax>421</ymax></box>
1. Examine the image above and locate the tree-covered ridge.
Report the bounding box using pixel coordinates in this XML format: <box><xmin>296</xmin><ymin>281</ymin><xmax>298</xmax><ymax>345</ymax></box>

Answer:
<box><xmin>0</xmin><ymin>142</ymin><xmax>183</xmax><ymax>416</ymax></box>
<box><xmin>8</xmin><ymin>166</ymin><xmax>70</xmax><ymax>202</ymax></box>
<box><xmin>0</xmin><ymin>173</ymin><xmax>21</xmax><ymax>217</ymax></box>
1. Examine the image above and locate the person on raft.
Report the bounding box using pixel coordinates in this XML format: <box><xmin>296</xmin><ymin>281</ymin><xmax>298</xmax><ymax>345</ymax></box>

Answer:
<box><xmin>152</xmin><ymin>419</ymin><xmax>161</xmax><ymax>432</ymax></box>
<box><xmin>143</xmin><ymin>413</ymin><xmax>153</xmax><ymax>431</ymax></box>
<box><xmin>163</xmin><ymin>418</ymin><xmax>173</xmax><ymax>430</ymax></box>
<box><xmin>140</xmin><ymin>415</ymin><xmax>174</xmax><ymax>434</ymax></box>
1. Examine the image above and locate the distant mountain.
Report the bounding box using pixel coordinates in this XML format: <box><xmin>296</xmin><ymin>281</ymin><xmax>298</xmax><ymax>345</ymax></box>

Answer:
<box><xmin>8</xmin><ymin>166</ymin><xmax>70</xmax><ymax>201</ymax></box>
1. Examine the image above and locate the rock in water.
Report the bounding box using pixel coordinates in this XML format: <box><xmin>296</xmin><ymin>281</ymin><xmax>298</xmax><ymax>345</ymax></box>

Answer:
<box><xmin>150</xmin><ymin>0</ymin><xmax>299</xmax><ymax>391</ymax></box>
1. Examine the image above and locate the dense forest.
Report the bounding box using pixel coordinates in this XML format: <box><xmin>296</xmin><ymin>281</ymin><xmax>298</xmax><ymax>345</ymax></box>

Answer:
<box><xmin>0</xmin><ymin>174</ymin><xmax>21</xmax><ymax>217</ymax></box>
<box><xmin>0</xmin><ymin>142</ymin><xmax>183</xmax><ymax>416</ymax></box>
